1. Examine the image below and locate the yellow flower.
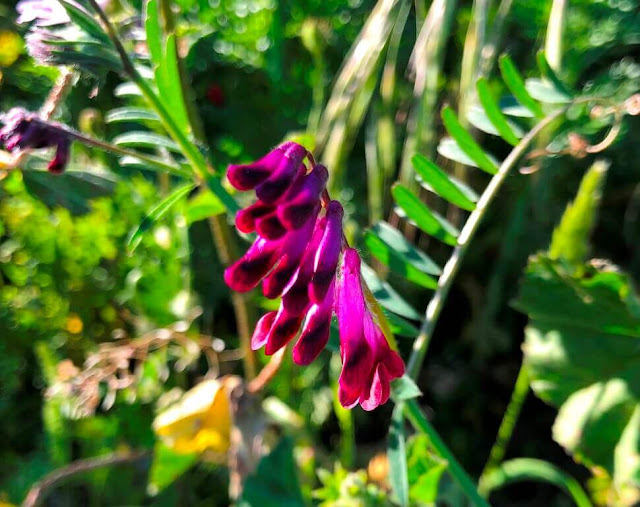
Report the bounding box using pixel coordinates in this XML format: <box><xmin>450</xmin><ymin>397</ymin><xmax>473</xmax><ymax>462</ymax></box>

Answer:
<box><xmin>0</xmin><ymin>31</ymin><xmax>23</xmax><ymax>67</ymax></box>
<box><xmin>153</xmin><ymin>379</ymin><xmax>231</xmax><ymax>455</ymax></box>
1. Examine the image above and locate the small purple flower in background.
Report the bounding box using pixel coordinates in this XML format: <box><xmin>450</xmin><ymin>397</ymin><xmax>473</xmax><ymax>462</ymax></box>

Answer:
<box><xmin>225</xmin><ymin>142</ymin><xmax>405</xmax><ymax>410</ymax></box>
<box><xmin>16</xmin><ymin>0</ymin><xmax>110</xmax><ymax>26</ymax></box>
<box><xmin>0</xmin><ymin>108</ymin><xmax>72</xmax><ymax>173</ymax></box>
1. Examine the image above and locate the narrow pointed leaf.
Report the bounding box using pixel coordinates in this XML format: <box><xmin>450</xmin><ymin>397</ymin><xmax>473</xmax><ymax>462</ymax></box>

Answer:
<box><xmin>499</xmin><ymin>55</ymin><xmax>544</xmax><ymax>118</ymax></box>
<box><xmin>106</xmin><ymin>107</ymin><xmax>160</xmax><ymax>124</ymax></box>
<box><xmin>476</xmin><ymin>78</ymin><xmax>522</xmax><ymax>146</ymax></box>
<box><xmin>365</xmin><ymin>226</ymin><xmax>439</xmax><ymax>289</ymax></box>
<box><xmin>412</xmin><ymin>154</ymin><xmax>477</xmax><ymax>211</ymax></box>
<box><xmin>156</xmin><ymin>35</ymin><xmax>189</xmax><ymax>133</ymax></box>
<box><xmin>536</xmin><ymin>51</ymin><xmax>573</xmax><ymax>98</ymax></box>
<box><xmin>145</xmin><ymin>0</ymin><xmax>163</xmax><ymax>66</ymax></box>
<box><xmin>467</xmin><ymin>105</ymin><xmax>500</xmax><ymax>135</ymax></box>
<box><xmin>59</xmin><ymin>0</ymin><xmax>109</xmax><ymax>43</ymax></box>
<box><xmin>386</xmin><ymin>311</ymin><xmax>420</xmax><ymax>337</ymax></box>
<box><xmin>392</xmin><ymin>183</ymin><xmax>459</xmax><ymax>246</ymax></box>
<box><xmin>361</xmin><ymin>262</ymin><xmax>421</xmax><ymax>320</ymax></box>
<box><xmin>441</xmin><ymin>107</ymin><xmax>498</xmax><ymax>174</ymax></box>
<box><xmin>388</xmin><ymin>404</ymin><xmax>410</xmax><ymax>507</ymax></box>
<box><xmin>128</xmin><ymin>183</ymin><xmax>195</xmax><ymax>252</ymax></box>
<box><xmin>437</xmin><ymin>138</ymin><xmax>479</xmax><ymax>167</ymax></box>
<box><xmin>525</xmin><ymin>78</ymin><xmax>571</xmax><ymax>104</ymax></box>
<box><xmin>113</xmin><ymin>132</ymin><xmax>181</xmax><ymax>153</ymax></box>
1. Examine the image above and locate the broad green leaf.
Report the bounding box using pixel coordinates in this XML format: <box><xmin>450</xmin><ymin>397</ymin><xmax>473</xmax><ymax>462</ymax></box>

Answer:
<box><xmin>361</xmin><ymin>262</ymin><xmax>421</xmax><ymax>320</ymax></box>
<box><xmin>476</xmin><ymin>78</ymin><xmax>522</xmax><ymax>146</ymax></box>
<box><xmin>365</xmin><ymin>222</ymin><xmax>439</xmax><ymax>289</ymax></box>
<box><xmin>525</xmin><ymin>78</ymin><xmax>571</xmax><ymax>104</ymax></box>
<box><xmin>412</xmin><ymin>154</ymin><xmax>477</xmax><ymax>211</ymax></box>
<box><xmin>536</xmin><ymin>51</ymin><xmax>574</xmax><ymax>98</ymax></box>
<box><xmin>549</xmin><ymin>160</ymin><xmax>608</xmax><ymax>266</ymax></box>
<box><xmin>128</xmin><ymin>183</ymin><xmax>194</xmax><ymax>252</ymax></box>
<box><xmin>59</xmin><ymin>0</ymin><xmax>110</xmax><ymax>43</ymax></box>
<box><xmin>186</xmin><ymin>189</ymin><xmax>225</xmax><ymax>224</ymax></box>
<box><xmin>392</xmin><ymin>183</ymin><xmax>459</xmax><ymax>246</ymax></box>
<box><xmin>113</xmin><ymin>131</ymin><xmax>181</xmax><ymax>153</ymax></box>
<box><xmin>239</xmin><ymin>437</ymin><xmax>304</xmax><ymax>507</ymax></box>
<box><xmin>441</xmin><ymin>107</ymin><xmax>499</xmax><ymax>175</ymax></box>
<box><xmin>147</xmin><ymin>442</ymin><xmax>198</xmax><ymax>496</ymax></box>
<box><xmin>144</xmin><ymin>0</ymin><xmax>163</xmax><ymax>66</ymax></box>
<box><xmin>391</xmin><ymin>376</ymin><xmax>422</xmax><ymax>402</ymax></box>
<box><xmin>479</xmin><ymin>458</ymin><xmax>591</xmax><ymax>507</ymax></box>
<box><xmin>105</xmin><ymin>107</ymin><xmax>160</xmax><ymax>124</ymax></box>
<box><xmin>499</xmin><ymin>55</ymin><xmax>544</xmax><ymax>118</ymax></box>
<box><xmin>388</xmin><ymin>405</ymin><xmax>410</xmax><ymax>507</ymax></box>
<box><xmin>156</xmin><ymin>35</ymin><xmax>189</xmax><ymax>133</ymax></box>
<box><xmin>515</xmin><ymin>255</ymin><xmax>640</xmax><ymax>488</ymax></box>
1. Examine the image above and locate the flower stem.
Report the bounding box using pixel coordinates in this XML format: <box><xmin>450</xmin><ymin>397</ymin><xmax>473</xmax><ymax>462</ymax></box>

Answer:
<box><xmin>405</xmin><ymin>399</ymin><xmax>489</xmax><ymax>507</ymax></box>
<box><xmin>480</xmin><ymin>360</ymin><xmax>530</xmax><ymax>480</ymax></box>
<box><xmin>406</xmin><ymin>107</ymin><xmax>567</xmax><ymax>380</ymax></box>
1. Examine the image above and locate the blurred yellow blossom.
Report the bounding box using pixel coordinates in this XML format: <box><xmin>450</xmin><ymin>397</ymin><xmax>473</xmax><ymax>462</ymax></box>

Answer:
<box><xmin>153</xmin><ymin>378</ymin><xmax>231</xmax><ymax>455</ymax></box>
<box><xmin>0</xmin><ymin>31</ymin><xmax>23</xmax><ymax>67</ymax></box>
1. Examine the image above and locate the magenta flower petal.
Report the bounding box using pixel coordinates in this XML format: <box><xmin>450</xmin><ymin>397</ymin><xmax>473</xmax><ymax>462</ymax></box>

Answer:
<box><xmin>235</xmin><ymin>201</ymin><xmax>275</xmax><ymax>234</ymax></box>
<box><xmin>264</xmin><ymin>303</ymin><xmax>305</xmax><ymax>355</ymax></box>
<box><xmin>251</xmin><ymin>311</ymin><xmax>276</xmax><ymax>350</ymax></box>
<box><xmin>224</xmin><ymin>237</ymin><xmax>279</xmax><ymax>292</ymax></box>
<box><xmin>277</xmin><ymin>165</ymin><xmax>329</xmax><ymax>230</ymax></box>
<box><xmin>47</xmin><ymin>139</ymin><xmax>70</xmax><ymax>174</ymax></box>
<box><xmin>309</xmin><ymin>200</ymin><xmax>343</xmax><ymax>303</ymax></box>
<box><xmin>335</xmin><ymin>248</ymin><xmax>405</xmax><ymax>411</ymax></box>
<box><xmin>262</xmin><ymin>211</ymin><xmax>318</xmax><ymax>298</ymax></box>
<box><xmin>292</xmin><ymin>280</ymin><xmax>334</xmax><ymax>365</ymax></box>
<box><xmin>255</xmin><ymin>211</ymin><xmax>287</xmax><ymax>240</ymax></box>
<box><xmin>255</xmin><ymin>143</ymin><xmax>307</xmax><ymax>204</ymax></box>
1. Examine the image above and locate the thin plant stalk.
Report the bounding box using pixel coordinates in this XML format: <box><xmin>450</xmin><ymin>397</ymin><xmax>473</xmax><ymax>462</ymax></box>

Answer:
<box><xmin>478</xmin><ymin>0</ymin><xmax>515</xmax><ymax>77</ymax></box>
<box><xmin>545</xmin><ymin>0</ymin><xmax>568</xmax><ymax>73</ymax></box>
<box><xmin>405</xmin><ymin>399</ymin><xmax>490</xmax><ymax>507</ymax></box>
<box><xmin>480</xmin><ymin>361</ymin><xmax>530</xmax><ymax>477</ymax></box>
<box><xmin>407</xmin><ymin>107</ymin><xmax>567</xmax><ymax>379</ymax></box>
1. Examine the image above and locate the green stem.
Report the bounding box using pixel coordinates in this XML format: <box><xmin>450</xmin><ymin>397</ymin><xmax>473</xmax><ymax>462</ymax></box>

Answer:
<box><xmin>405</xmin><ymin>399</ymin><xmax>489</xmax><ymax>507</ymax></box>
<box><xmin>333</xmin><ymin>384</ymin><xmax>355</xmax><ymax>468</ymax></box>
<box><xmin>406</xmin><ymin>107</ymin><xmax>567</xmax><ymax>380</ymax></box>
<box><xmin>480</xmin><ymin>361</ymin><xmax>530</xmax><ymax>478</ymax></box>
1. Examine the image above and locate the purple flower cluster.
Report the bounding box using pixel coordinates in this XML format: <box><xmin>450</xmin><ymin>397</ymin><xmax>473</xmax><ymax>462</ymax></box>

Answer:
<box><xmin>225</xmin><ymin>142</ymin><xmax>404</xmax><ymax>410</ymax></box>
<box><xmin>0</xmin><ymin>108</ymin><xmax>71</xmax><ymax>173</ymax></box>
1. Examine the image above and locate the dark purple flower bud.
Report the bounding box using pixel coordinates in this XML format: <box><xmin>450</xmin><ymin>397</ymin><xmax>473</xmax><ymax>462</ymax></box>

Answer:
<box><xmin>224</xmin><ymin>237</ymin><xmax>280</xmax><ymax>293</ymax></box>
<box><xmin>251</xmin><ymin>311</ymin><xmax>276</xmax><ymax>350</ymax></box>
<box><xmin>0</xmin><ymin>107</ymin><xmax>72</xmax><ymax>174</ymax></box>
<box><xmin>227</xmin><ymin>142</ymin><xmax>307</xmax><ymax>193</ymax></box>
<box><xmin>262</xmin><ymin>210</ymin><xmax>318</xmax><ymax>298</ymax></box>
<box><xmin>292</xmin><ymin>280</ymin><xmax>334</xmax><ymax>365</ymax></box>
<box><xmin>278</xmin><ymin>164</ymin><xmax>328</xmax><ymax>230</ymax></box>
<box><xmin>264</xmin><ymin>303</ymin><xmax>305</xmax><ymax>356</ymax></box>
<box><xmin>255</xmin><ymin>211</ymin><xmax>287</xmax><ymax>241</ymax></box>
<box><xmin>235</xmin><ymin>201</ymin><xmax>275</xmax><ymax>234</ymax></box>
<box><xmin>309</xmin><ymin>200</ymin><xmax>343</xmax><ymax>303</ymax></box>
<box><xmin>255</xmin><ymin>143</ymin><xmax>308</xmax><ymax>204</ymax></box>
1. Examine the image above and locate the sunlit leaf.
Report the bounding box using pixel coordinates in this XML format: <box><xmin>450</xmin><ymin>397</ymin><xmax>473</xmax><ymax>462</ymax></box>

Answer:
<box><xmin>476</xmin><ymin>78</ymin><xmax>522</xmax><ymax>146</ymax></box>
<box><xmin>499</xmin><ymin>55</ymin><xmax>544</xmax><ymax>118</ymax></box>
<box><xmin>59</xmin><ymin>0</ymin><xmax>110</xmax><ymax>43</ymax></box>
<box><xmin>412</xmin><ymin>154</ymin><xmax>477</xmax><ymax>211</ymax></box>
<box><xmin>113</xmin><ymin>131</ymin><xmax>181</xmax><ymax>153</ymax></box>
<box><xmin>392</xmin><ymin>183</ymin><xmax>459</xmax><ymax>246</ymax></box>
<box><xmin>105</xmin><ymin>107</ymin><xmax>160</xmax><ymax>124</ymax></box>
<box><xmin>525</xmin><ymin>78</ymin><xmax>571</xmax><ymax>104</ymax></box>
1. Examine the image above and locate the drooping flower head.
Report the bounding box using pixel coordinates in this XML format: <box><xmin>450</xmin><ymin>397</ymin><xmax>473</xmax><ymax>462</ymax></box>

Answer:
<box><xmin>0</xmin><ymin>108</ymin><xmax>72</xmax><ymax>173</ymax></box>
<box><xmin>225</xmin><ymin>142</ymin><xmax>404</xmax><ymax>410</ymax></box>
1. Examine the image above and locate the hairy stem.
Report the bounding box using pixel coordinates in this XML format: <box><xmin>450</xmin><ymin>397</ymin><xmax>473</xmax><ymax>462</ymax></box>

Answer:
<box><xmin>405</xmin><ymin>399</ymin><xmax>489</xmax><ymax>507</ymax></box>
<box><xmin>407</xmin><ymin>107</ymin><xmax>567</xmax><ymax>380</ymax></box>
<box><xmin>23</xmin><ymin>451</ymin><xmax>150</xmax><ymax>507</ymax></box>
<box><xmin>480</xmin><ymin>361</ymin><xmax>530</xmax><ymax>478</ymax></box>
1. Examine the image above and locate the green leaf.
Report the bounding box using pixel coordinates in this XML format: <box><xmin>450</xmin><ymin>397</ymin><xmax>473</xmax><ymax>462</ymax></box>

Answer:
<box><xmin>467</xmin><ymin>105</ymin><xmax>501</xmax><ymax>136</ymax></box>
<box><xmin>499</xmin><ymin>55</ymin><xmax>544</xmax><ymax>118</ymax></box>
<box><xmin>115</xmin><ymin>82</ymin><xmax>144</xmax><ymax>97</ymax></box>
<box><xmin>144</xmin><ymin>0</ymin><xmax>163</xmax><ymax>66</ymax></box>
<box><xmin>479</xmin><ymin>458</ymin><xmax>592</xmax><ymax>507</ymax></box>
<box><xmin>406</xmin><ymin>435</ymin><xmax>447</xmax><ymax>505</ymax></box>
<box><xmin>386</xmin><ymin>311</ymin><xmax>420</xmax><ymax>338</ymax></box>
<box><xmin>388</xmin><ymin>405</ymin><xmax>410</xmax><ymax>507</ymax></box>
<box><xmin>361</xmin><ymin>262</ymin><xmax>421</xmax><ymax>320</ymax></box>
<box><xmin>185</xmin><ymin>189</ymin><xmax>225</xmax><ymax>224</ymax></box>
<box><xmin>128</xmin><ymin>183</ymin><xmax>194</xmax><ymax>252</ymax></box>
<box><xmin>156</xmin><ymin>35</ymin><xmax>189</xmax><ymax>134</ymax></box>
<box><xmin>391</xmin><ymin>376</ymin><xmax>422</xmax><ymax>402</ymax></box>
<box><xmin>437</xmin><ymin>138</ymin><xmax>479</xmax><ymax>167</ymax></box>
<box><xmin>549</xmin><ymin>160</ymin><xmax>608</xmax><ymax>266</ymax></box>
<box><xmin>392</xmin><ymin>183</ymin><xmax>459</xmax><ymax>246</ymax></box>
<box><xmin>105</xmin><ymin>107</ymin><xmax>160</xmax><ymax>124</ymax></box>
<box><xmin>525</xmin><ymin>78</ymin><xmax>571</xmax><ymax>104</ymax></box>
<box><xmin>365</xmin><ymin>222</ymin><xmax>440</xmax><ymax>289</ymax></box>
<box><xmin>147</xmin><ymin>442</ymin><xmax>198</xmax><ymax>496</ymax></box>
<box><xmin>412</xmin><ymin>154</ymin><xmax>477</xmax><ymax>211</ymax></box>
<box><xmin>441</xmin><ymin>107</ymin><xmax>499</xmax><ymax>175</ymax></box>
<box><xmin>113</xmin><ymin>131</ymin><xmax>181</xmax><ymax>153</ymax></box>
<box><xmin>240</xmin><ymin>437</ymin><xmax>304</xmax><ymax>507</ymax></box>
<box><xmin>59</xmin><ymin>0</ymin><xmax>110</xmax><ymax>43</ymax></box>
<box><xmin>515</xmin><ymin>255</ymin><xmax>640</xmax><ymax>488</ymax></box>
<box><xmin>476</xmin><ymin>78</ymin><xmax>522</xmax><ymax>146</ymax></box>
